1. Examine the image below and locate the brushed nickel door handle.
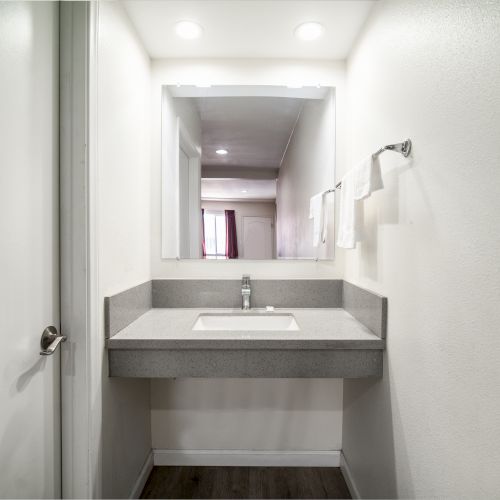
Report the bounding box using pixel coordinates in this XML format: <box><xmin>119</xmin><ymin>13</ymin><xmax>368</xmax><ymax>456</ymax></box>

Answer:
<box><xmin>40</xmin><ymin>326</ymin><xmax>67</xmax><ymax>356</ymax></box>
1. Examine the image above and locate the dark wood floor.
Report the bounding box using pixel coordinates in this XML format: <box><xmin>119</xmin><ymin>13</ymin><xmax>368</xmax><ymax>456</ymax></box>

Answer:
<box><xmin>141</xmin><ymin>466</ymin><xmax>351</xmax><ymax>499</ymax></box>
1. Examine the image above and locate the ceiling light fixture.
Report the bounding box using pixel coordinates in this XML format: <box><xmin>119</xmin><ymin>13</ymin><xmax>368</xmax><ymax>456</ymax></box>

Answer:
<box><xmin>216</xmin><ymin>149</ymin><xmax>228</xmax><ymax>155</ymax></box>
<box><xmin>174</xmin><ymin>20</ymin><xmax>203</xmax><ymax>40</ymax></box>
<box><xmin>294</xmin><ymin>22</ymin><xmax>324</xmax><ymax>41</ymax></box>
<box><xmin>241</xmin><ymin>190</ymin><xmax>248</xmax><ymax>193</ymax></box>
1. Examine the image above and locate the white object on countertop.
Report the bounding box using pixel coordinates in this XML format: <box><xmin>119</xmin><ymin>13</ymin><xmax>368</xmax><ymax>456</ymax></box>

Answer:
<box><xmin>309</xmin><ymin>191</ymin><xmax>327</xmax><ymax>247</ymax></box>
<box><xmin>266</xmin><ymin>306</ymin><xmax>275</xmax><ymax>312</ymax></box>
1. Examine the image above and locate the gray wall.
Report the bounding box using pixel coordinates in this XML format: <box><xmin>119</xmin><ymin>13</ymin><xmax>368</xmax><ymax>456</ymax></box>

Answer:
<box><xmin>342</xmin><ymin>0</ymin><xmax>500</xmax><ymax>497</ymax></box>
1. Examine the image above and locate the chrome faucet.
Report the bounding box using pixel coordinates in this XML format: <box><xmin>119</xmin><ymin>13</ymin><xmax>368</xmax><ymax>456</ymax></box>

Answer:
<box><xmin>241</xmin><ymin>275</ymin><xmax>251</xmax><ymax>310</ymax></box>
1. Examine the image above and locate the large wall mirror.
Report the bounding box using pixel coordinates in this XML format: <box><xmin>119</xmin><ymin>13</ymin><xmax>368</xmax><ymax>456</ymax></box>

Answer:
<box><xmin>161</xmin><ymin>85</ymin><xmax>336</xmax><ymax>260</ymax></box>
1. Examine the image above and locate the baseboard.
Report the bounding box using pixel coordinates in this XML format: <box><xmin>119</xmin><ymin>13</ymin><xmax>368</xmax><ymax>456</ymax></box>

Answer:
<box><xmin>340</xmin><ymin>451</ymin><xmax>361</xmax><ymax>499</ymax></box>
<box><xmin>153</xmin><ymin>449</ymin><xmax>341</xmax><ymax>467</ymax></box>
<box><xmin>129</xmin><ymin>450</ymin><xmax>154</xmax><ymax>499</ymax></box>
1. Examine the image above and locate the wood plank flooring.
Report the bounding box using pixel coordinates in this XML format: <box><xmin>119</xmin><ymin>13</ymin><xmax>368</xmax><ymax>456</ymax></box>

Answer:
<box><xmin>140</xmin><ymin>466</ymin><xmax>351</xmax><ymax>499</ymax></box>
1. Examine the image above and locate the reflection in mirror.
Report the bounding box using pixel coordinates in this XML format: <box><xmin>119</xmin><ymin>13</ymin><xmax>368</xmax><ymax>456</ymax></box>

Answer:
<box><xmin>161</xmin><ymin>85</ymin><xmax>335</xmax><ymax>260</ymax></box>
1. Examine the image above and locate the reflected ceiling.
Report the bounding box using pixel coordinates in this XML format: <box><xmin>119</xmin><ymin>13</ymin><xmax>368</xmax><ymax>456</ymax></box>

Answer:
<box><xmin>195</xmin><ymin>96</ymin><xmax>302</xmax><ymax>168</ymax></box>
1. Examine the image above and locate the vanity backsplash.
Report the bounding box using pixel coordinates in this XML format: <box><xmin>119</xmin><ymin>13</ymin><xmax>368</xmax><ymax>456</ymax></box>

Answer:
<box><xmin>105</xmin><ymin>279</ymin><xmax>386</xmax><ymax>339</ymax></box>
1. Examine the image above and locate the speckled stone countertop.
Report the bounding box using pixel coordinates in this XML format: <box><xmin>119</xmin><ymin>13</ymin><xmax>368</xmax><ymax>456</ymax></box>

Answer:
<box><xmin>106</xmin><ymin>308</ymin><xmax>384</xmax><ymax>350</ymax></box>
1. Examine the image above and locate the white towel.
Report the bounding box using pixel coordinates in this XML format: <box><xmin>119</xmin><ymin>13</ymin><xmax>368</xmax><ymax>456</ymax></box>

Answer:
<box><xmin>337</xmin><ymin>155</ymin><xmax>384</xmax><ymax>249</ymax></box>
<box><xmin>353</xmin><ymin>154</ymin><xmax>384</xmax><ymax>201</ymax></box>
<box><xmin>336</xmin><ymin>169</ymin><xmax>357</xmax><ymax>249</ymax></box>
<box><xmin>309</xmin><ymin>192</ymin><xmax>326</xmax><ymax>247</ymax></box>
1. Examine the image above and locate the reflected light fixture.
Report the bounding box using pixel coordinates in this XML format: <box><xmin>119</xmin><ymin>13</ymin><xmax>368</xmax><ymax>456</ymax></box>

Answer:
<box><xmin>294</xmin><ymin>22</ymin><xmax>324</xmax><ymax>41</ymax></box>
<box><xmin>175</xmin><ymin>20</ymin><xmax>203</xmax><ymax>40</ymax></box>
<box><xmin>241</xmin><ymin>190</ymin><xmax>248</xmax><ymax>193</ymax></box>
<box><xmin>216</xmin><ymin>149</ymin><xmax>228</xmax><ymax>155</ymax></box>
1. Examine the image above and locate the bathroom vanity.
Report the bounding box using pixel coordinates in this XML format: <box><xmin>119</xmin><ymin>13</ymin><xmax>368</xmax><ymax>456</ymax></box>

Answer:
<box><xmin>105</xmin><ymin>280</ymin><xmax>386</xmax><ymax>378</ymax></box>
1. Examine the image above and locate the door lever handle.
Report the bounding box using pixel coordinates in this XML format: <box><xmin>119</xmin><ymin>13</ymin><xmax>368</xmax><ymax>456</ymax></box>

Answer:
<box><xmin>40</xmin><ymin>326</ymin><xmax>67</xmax><ymax>356</ymax></box>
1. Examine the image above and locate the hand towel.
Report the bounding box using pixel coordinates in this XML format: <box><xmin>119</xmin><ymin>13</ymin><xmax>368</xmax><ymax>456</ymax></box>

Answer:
<box><xmin>309</xmin><ymin>192</ymin><xmax>326</xmax><ymax>247</ymax></box>
<box><xmin>336</xmin><ymin>169</ymin><xmax>357</xmax><ymax>249</ymax></box>
<box><xmin>353</xmin><ymin>154</ymin><xmax>384</xmax><ymax>201</ymax></box>
<box><xmin>337</xmin><ymin>155</ymin><xmax>385</xmax><ymax>249</ymax></box>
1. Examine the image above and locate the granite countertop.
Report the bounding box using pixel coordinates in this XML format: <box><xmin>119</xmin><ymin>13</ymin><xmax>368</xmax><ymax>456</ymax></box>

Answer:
<box><xmin>106</xmin><ymin>308</ymin><xmax>385</xmax><ymax>350</ymax></box>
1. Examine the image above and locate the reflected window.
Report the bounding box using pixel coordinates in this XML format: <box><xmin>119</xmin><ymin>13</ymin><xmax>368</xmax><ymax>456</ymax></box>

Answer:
<box><xmin>203</xmin><ymin>210</ymin><xmax>227</xmax><ymax>259</ymax></box>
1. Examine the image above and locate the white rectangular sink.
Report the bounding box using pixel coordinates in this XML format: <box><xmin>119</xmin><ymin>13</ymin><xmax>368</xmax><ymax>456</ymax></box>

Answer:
<box><xmin>192</xmin><ymin>313</ymin><xmax>300</xmax><ymax>331</ymax></box>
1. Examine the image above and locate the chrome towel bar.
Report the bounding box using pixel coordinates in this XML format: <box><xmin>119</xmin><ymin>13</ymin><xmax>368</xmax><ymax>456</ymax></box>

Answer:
<box><xmin>327</xmin><ymin>138</ymin><xmax>412</xmax><ymax>192</ymax></box>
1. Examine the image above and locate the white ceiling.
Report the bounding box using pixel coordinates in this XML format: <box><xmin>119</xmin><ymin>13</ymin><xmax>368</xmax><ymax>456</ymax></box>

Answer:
<box><xmin>194</xmin><ymin>96</ymin><xmax>303</xmax><ymax>168</ymax></box>
<box><xmin>123</xmin><ymin>1</ymin><xmax>376</xmax><ymax>60</ymax></box>
<box><xmin>201</xmin><ymin>178</ymin><xmax>277</xmax><ymax>201</ymax></box>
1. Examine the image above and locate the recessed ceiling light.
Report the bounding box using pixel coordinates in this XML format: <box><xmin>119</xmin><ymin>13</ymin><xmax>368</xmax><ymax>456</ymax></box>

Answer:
<box><xmin>216</xmin><ymin>149</ymin><xmax>228</xmax><ymax>155</ymax></box>
<box><xmin>174</xmin><ymin>20</ymin><xmax>203</xmax><ymax>40</ymax></box>
<box><xmin>241</xmin><ymin>190</ymin><xmax>248</xmax><ymax>193</ymax></box>
<box><xmin>294</xmin><ymin>22</ymin><xmax>324</xmax><ymax>41</ymax></box>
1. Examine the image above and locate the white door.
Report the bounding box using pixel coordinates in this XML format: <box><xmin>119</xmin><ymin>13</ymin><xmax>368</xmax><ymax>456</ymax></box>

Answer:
<box><xmin>0</xmin><ymin>3</ymin><xmax>61</xmax><ymax>498</ymax></box>
<box><xmin>243</xmin><ymin>217</ymin><xmax>274</xmax><ymax>259</ymax></box>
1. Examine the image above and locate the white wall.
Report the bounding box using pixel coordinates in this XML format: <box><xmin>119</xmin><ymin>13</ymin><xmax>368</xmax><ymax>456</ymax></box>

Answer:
<box><xmin>96</xmin><ymin>3</ymin><xmax>152</xmax><ymax>497</ymax></box>
<box><xmin>151</xmin><ymin>379</ymin><xmax>343</xmax><ymax>452</ymax></box>
<box><xmin>341</xmin><ymin>0</ymin><xmax>500</xmax><ymax>497</ymax></box>
<box><xmin>151</xmin><ymin>58</ymin><xmax>346</xmax><ymax>278</ymax></box>
<box><xmin>202</xmin><ymin>200</ymin><xmax>277</xmax><ymax>258</ymax></box>
<box><xmin>150</xmin><ymin>58</ymin><xmax>345</xmax><ymax>456</ymax></box>
<box><xmin>277</xmin><ymin>91</ymin><xmax>335</xmax><ymax>259</ymax></box>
